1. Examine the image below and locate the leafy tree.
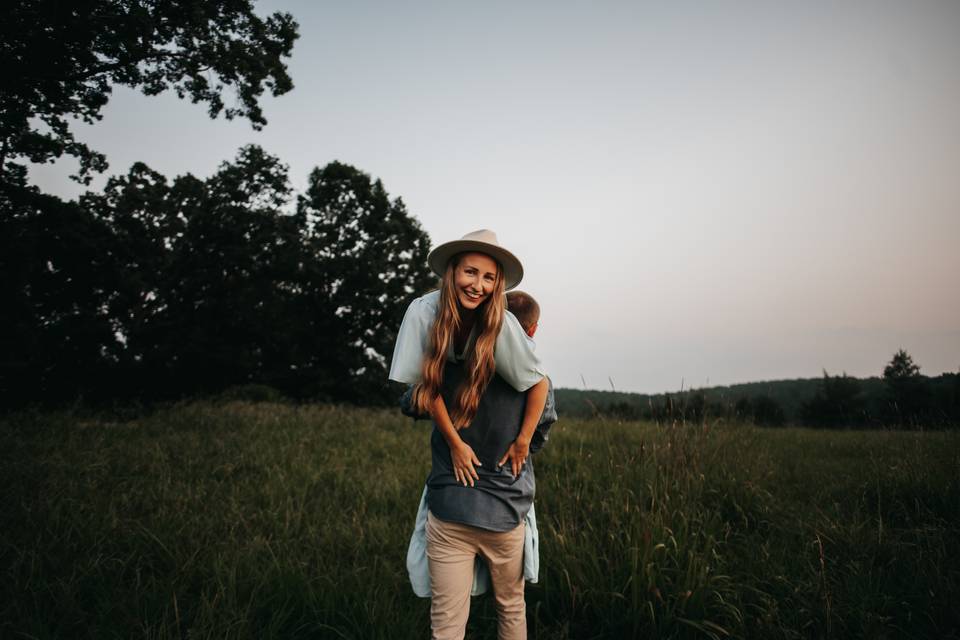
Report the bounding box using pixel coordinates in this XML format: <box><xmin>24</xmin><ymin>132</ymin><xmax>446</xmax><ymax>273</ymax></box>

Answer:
<box><xmin>884</xmin><ymin>349</ymin><xmax>920</xmax><ymax>379</ymax></box>
<box><xmin>80</xmin><ymin>145</ymin><xmax>306</xmax><ymax>399</ymax></box>
<box><xmin>0</xmin><ymin>0</ymin><xmax>298</xmax><ymax>185</ymax></box>
<box><xmin>882</xmin><ymin>349</ymin><xmax>929</xmax><ymax>426</ymax></box>
<box><xmin>297</xmin><ymin>161</ymin><xmax>434</xmax><ymax>403</ymax></box>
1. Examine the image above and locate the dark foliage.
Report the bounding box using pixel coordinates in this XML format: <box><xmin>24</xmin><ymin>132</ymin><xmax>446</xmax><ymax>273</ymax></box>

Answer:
<box><xmin>0</xmin><ymin>147</ymin><xmax>434</xmax><ymax>408</ymax></box>
<box><xmin>0</xmin><ymin>185</ymin><xmax>125</xmax><ymax>404</ymax></box>
<box><xmin>297</xmin><ymin>162</ymin><xmax>434</xmax><ymax>403</ymax></box>
<box><xmin>882</xmin><ymin>349</ymin><xmax>931</xmax><ymax>426</ymax></box>
<box><xmin>555</xmin><ymin>355</ymin><xmax>959</xmax><ymax>429</ymax></box>
<box><xmin>0</xmin><ymin>0</ymin><xmax>298</xmax><ymax>184</ymax></box>
<box><xmin>799</xmin><ymin>370</ymin><xmax>867</xmax><ymax>427</ymax></box>
<box><xmin>735</xmin><ymin>394</ymin><xmax>787</xmax><ymax>426</ymax></box>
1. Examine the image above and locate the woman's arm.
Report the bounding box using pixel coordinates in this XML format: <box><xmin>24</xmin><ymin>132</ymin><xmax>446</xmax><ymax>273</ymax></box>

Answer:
<box><xmin>428</xmin><ymin>393</ymin><xmax>483</xmax><ymax>488</ymax></box>
<box><xmin>497</xmin><ymin>376</ymin><xmax>549</xmax><ymax>477</ymax></box>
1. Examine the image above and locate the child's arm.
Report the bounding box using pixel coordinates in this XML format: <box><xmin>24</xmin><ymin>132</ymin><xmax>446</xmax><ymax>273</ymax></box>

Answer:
<box><xmin>399</xmin><ymin>384</ymin><xmax>429</xmax><ymax>419</ymax></box>
<box><xmin>427</xmin><ymin>393</ymin><xmax>483</xmax><ymax>488</ymax></box>
<box><xmin>529</xmin><ymin>376</ymin><xmax>557</xmax><ymax>454</ymax></box>
<box><xmin>497</xmin><ymin>376</ymin><xmax>549</xmax><ymax>477</ymax></box>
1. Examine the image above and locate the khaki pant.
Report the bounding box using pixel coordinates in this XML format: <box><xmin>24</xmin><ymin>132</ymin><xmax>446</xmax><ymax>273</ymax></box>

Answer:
<box><xmin>425</xmin><ymin>510</ymin><xmax>526</xmax><ymax>640</ymax></box>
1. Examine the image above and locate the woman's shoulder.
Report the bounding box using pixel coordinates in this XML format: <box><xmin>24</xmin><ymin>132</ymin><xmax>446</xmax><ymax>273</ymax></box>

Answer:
<box><xmin>411</xmin><ymin>289</ymin><xmax>440</xmax><ymax>309</ymax></box>
<box><xmin>502</xmin><ymin>308</ymin><xmax>524</xmax><ymax>332</ymax></box>
<box><xmin>390</xmin><ymin>290</ymin><xmax>440</xmax><ymax>384</ymax></box>
<box><xmin>402</xmin><ymin>290</ymin><xmax>440</xmax><ymax>320</ymax></box>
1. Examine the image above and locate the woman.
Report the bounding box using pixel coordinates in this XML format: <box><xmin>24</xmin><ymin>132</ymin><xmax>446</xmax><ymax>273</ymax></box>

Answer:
<box><xmin>389</xmin><ymin>229</ymin><xmax>549</xmax><ymax>640</ymax></box>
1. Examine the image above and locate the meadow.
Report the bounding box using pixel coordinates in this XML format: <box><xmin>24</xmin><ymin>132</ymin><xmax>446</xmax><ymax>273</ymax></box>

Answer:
<box><xmin>1</xmin><ymin>401</ymin><xmax>958</xmax><ymax>639</ymax></box>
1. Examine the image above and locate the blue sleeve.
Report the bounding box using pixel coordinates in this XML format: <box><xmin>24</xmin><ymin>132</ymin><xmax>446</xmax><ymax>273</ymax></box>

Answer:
<box><xmin>388</xmin><ymin>295</ymin><xmax>436</xmax><ymax>384</ymax></box>
<box><xmin>494</xmin><ymin>311</ymin><xmax>546</xmax><ymax>392</ymax></box>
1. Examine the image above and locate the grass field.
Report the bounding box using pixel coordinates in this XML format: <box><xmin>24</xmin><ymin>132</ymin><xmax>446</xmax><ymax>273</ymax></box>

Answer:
<box><xmin>1</xmin><ymin>402</ymin><xmax>958</xmax><ymax>639</ymax></box>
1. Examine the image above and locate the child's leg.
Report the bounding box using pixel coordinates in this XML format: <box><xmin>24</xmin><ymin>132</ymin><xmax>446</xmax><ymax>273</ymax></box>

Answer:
<box><xmin>478</xmin><ymin>521</ymin><xmax>526</xmax><ymax>640</ymax></box>
<box><xmin>425</xmin><ymin>511</ymin><xmax>479</xmax><ymax>640</ymax></box>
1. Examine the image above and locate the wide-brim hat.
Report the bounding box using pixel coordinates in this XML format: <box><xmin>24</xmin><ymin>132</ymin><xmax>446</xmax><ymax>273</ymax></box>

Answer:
<box><xmin>427</xmin><ymin>229</ymin><xmax>524</xmax><ymax>290</ymax></box>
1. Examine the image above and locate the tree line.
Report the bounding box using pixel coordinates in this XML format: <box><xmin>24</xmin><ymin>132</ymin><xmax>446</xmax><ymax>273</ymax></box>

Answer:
<box><xmin>1</xmin><ymin>148</ymin><xmax>434</xmax><ymax>408</ymax></box>
<box><xmin>558</xmin><ymin>349</ymin><xmax>960</xmax><ymax>429</ymax></box>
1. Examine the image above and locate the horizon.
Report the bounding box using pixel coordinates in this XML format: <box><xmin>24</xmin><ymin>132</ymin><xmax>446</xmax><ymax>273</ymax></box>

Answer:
<box><xmin>559</xmin><ymin>366</ymin><xmax>954</xmax><ymax>396</ymax></box>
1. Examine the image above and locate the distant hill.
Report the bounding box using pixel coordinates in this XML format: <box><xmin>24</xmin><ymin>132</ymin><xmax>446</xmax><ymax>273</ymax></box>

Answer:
<box><xmin>555</xmin><ymin>377</ymin><xmax>823</xmax><ymax>420</ymax></box>
<box><xmin>555</xmin><ymin>374</ymin><xmax>957</xmax><ymax>426</ymax></box>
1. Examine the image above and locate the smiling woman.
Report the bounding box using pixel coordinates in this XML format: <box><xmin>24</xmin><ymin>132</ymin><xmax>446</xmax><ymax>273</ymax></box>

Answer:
<box><xmin>388</xmin><ymin>229</ymin><xmax>550</xmax><ymax>639</ymax></box>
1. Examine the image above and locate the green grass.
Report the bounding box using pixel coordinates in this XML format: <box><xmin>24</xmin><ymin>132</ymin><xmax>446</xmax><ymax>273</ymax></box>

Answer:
<box><xmin>1</xmin><ymin>403</ymin><xmax>958</xmax><ymax>639</ymax></box>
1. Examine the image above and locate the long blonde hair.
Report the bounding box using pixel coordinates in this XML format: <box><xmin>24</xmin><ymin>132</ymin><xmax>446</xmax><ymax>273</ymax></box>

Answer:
<box><xmin>412</xmin><ymin>253</ymin><xmax>506</xmax><ymax>427</ymax></box>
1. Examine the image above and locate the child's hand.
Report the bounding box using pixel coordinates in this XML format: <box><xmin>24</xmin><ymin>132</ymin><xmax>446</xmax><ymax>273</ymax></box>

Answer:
<box><xmin>498</xmin><ymin>438</ymin><xmax>530</xmax><ymax>478</ymax></box>
<box><xmin>451</xmin><ymin>441</ymin><xmax>482</xmax><ymax>487</ymax></box>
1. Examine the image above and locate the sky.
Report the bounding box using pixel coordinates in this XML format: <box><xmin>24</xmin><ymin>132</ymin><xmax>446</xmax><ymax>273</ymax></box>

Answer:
<box><xmin>30</xmin><ymin>0</ymin><xmax>960</xmax><ymax>394</ymax></box>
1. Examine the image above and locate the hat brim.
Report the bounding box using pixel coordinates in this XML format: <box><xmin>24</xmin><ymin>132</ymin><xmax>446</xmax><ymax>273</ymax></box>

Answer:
<box><xmin>428</xmin><ymin>240</ymin><xmax>524</xmax><ymax>290</ymax></box>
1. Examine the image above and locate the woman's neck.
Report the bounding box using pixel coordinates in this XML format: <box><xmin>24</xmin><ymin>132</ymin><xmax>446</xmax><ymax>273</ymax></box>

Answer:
<box><xmin>458</xmin><ymin>305</ymin><xmax>478</xmax><ymax>327</ymax></box>
<box><xmin>454</xmin><ymin>305</ymin><xmax>477</xmax><ymax>353</ymax></box>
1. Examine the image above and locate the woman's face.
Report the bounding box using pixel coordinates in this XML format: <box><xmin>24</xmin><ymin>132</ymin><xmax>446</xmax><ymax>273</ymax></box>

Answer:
<box><xmin>453</xmin><ymin>252</ymin><xmax>499</xmax><ymax>311</ymax></box>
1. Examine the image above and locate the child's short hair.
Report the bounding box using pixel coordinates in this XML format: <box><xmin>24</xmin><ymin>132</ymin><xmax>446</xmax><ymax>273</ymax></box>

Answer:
<box><xmin>506</xmin><ymin>290</ymin><xmax>540</xmax><ymax>333</ymax></box>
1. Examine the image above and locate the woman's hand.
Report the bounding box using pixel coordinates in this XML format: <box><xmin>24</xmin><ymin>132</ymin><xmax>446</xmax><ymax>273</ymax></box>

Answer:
<box><xmin>451</xmin><ymin>441</ymin><xmax>482</xmax><ymax>487</ymax></box>
<box><xmin>498</xmin><ymin>437</ymin><xmax>530</xmax><ymax>478</ymax></box>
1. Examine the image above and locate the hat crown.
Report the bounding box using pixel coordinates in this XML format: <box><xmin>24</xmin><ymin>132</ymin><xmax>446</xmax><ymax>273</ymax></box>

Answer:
<box><xmin>461</xmin><ymin>229</ymin><xmax>500</xmax><ymax>246</ymax></box>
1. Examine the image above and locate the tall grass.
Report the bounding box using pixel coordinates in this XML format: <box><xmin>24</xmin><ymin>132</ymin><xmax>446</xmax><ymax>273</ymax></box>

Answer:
<box><xmin>1</xmin><ymin>403</ymin><xmax>957</xmax><ymax>638</ymax></box>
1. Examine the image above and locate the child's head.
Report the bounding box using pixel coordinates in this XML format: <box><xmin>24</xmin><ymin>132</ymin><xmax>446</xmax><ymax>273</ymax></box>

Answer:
<box><xmin>506</xmin><ymin>290</ymin><xmax>540</xmax><ymax>338</ymax></box>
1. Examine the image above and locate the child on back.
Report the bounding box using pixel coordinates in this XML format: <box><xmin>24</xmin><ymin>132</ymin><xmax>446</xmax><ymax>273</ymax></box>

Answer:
<box><xmin>503</xmin><ymin>290</ymin><xmax>553</xmax><ymax>453</ymax></box>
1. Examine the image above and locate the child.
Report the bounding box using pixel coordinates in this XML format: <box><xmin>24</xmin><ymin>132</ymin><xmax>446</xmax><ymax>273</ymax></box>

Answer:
<box><xmin>503</xmin><ymin>290</ymin><xmax>553</xmax><ymax>453</ymax></box>
<box><xmin>404</xmin><ymin>290</ymin><xmax>556</xmax><ymax>598</ymax></box>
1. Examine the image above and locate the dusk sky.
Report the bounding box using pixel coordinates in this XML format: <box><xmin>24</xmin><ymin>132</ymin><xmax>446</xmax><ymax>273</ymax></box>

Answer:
<box><xmin>30</xmin><ymin>1</ymin><xmax>960</xmax><ymax>394</ymax></box>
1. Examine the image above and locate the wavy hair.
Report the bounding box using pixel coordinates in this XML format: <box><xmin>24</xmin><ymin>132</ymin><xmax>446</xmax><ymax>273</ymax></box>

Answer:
<box><xmin>412</xmin><ymin>253</ymin><xmax>505</xmax><ymax>427</ymax></box>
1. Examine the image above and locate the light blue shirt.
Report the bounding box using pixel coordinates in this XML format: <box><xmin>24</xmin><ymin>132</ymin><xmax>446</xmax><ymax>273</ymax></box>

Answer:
<box><xmin>388</xmin><ymin>290</ymin><xmax>546</xmax><ymax>392</ymax></box>
<box><xmin>406</xmin><ymin>486</ymin><xmax>540</xmax><ymax>598</ymax></box>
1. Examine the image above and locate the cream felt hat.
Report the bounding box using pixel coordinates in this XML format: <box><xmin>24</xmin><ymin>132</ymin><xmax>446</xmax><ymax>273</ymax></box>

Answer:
<box><xmin>427</xmin><ymin>229</ymin><xmax>524</xmax><ymax>290</ymax></box>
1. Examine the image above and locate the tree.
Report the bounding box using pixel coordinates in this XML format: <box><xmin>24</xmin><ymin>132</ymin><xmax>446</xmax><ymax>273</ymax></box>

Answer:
<box><xmin>882</xmin><ymin>349</ymin><xmax>929</xmax><ymax>426</ymax></box>
<box><xmin>79</xmin><ymin>145</ymin><xmax>308</xmax><ymax>399</ymax></box>
<box><xmin>884</xmin><ymin>349</ymin><xmax>920</xmax><ymax>379</ymax></box>
<box><xmin>0</xmin><ymin>0</ymin><xmax>298</xmax><ymax>185</ymax></box>
<box><xmin>297</xmin><ymin>161</ymin><xmax>434</xmax><ymax>403</ymax></box>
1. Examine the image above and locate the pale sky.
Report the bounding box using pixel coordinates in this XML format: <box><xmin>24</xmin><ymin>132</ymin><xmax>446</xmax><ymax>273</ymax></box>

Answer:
<box><xmin>30</xmin><ymin>0</ymin><xmax>960</xmax><ymax>393</ymax></box>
